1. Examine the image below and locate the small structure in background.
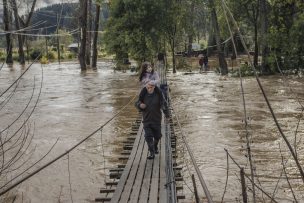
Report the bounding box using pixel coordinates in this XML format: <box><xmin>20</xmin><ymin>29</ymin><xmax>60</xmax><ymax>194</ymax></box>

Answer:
<box><xmin>68</xmin><ymin>43</ymin><xmax>79</xmax><ymax>53</ymax></box>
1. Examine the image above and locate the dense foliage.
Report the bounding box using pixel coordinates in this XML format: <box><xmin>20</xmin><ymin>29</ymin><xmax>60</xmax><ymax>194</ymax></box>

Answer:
<box><xmin>268</xmin><ymin>0</ymin><xmax>304</xmax><ymax>72</ymax></box>
<box><xmin>103</xmin><ymin>0</ymin><xmax>304</xmax><ymax>73</ymax></box>
<box><xmin>1</xmin><ymin>0</ymin><xmax>303</xmax><ymax>73</ymax></box>
<box><xmin>103</xmin><ymin>0</ymin><xmax>166</xmax><ymax>64</ymax></box>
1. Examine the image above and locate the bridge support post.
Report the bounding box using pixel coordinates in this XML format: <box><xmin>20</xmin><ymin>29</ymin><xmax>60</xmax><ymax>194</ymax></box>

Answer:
<box><xmin>191</xmin><ymin>174</ymin><xmax>200</xmax><ymax>203</ymax></box>
<box><xmin>240</xmin><ymin>167</ymin><xmax>248</xmax><ymax>203</ymax></box>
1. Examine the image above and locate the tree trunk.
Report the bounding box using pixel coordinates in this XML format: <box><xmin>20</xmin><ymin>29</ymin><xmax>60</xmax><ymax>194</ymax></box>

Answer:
<box><xmin>86</xmin><ymin>0</ymin><xmax>92</xmax><ymax>66</ymax></box>
<box><xmin>207</xmin><ymin>14</ymin><xmax>214</xmax><ymax>56</ymax></box>
<box><xmin>19</xmin><ymin>0</ymin><xmax>37</xmax><ymax>44</ymax></box>
<box><xmin>56</xmin><ymin>14</ymin><xmax>61</xmax><ymax>64</ymax></box>
<box><xmin>3</xmin><ymin>0</ymin><xmax>13</xmax><ymax>64</ymax></box>
<box><xmin>172</xmin><ymin>38</ymin><xmax>176</xmax><ymax>73</ymax></box>
<box><xmin>260</xmin><ymin>0</ymin><xmax>270</xmax><ymax>73</ymax></box>
<box><xmin>253</xmin><ymin>22</ymin><xmax>258</xmax><ymax>68</ymax></box>
<box><xmin>79</xmin><ymin>0</ymin><xmax>88</xmax><ymax>71</ymax></box>
<box><xmin>11</xmin><ymin>0</ymin><xmax>25</xmax><ymax>65</ymax></box>
<box><xmin>187</xmin><ymin>2</ymin><xmax>195</xmax><ymax>55</ymax></box>
<box><xmin>92</xmin><ymin>4</ymin><xmax>101</xmax><ymax>69</ymax></box>
<box><xmin>209</xmin><ymin>0</ymin><xmax>228</xmax><ymax>75</ymax></box>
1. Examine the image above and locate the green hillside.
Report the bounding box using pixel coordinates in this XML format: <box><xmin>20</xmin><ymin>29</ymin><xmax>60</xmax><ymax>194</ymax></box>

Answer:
<box><xmin>31</xmin><ymin>3</ymin><xmax>109</xmax><ymax>35</ymax></box>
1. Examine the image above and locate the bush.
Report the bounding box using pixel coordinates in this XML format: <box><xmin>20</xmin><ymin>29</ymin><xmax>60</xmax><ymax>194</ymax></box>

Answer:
<box><xmin>13</xmin><ymin>53</ymin><xmax>19</xmax><ymax>61</ymax></box>
<box><xmin>176</xmin><ymin>56</ymin><xmax>192</xmax><ymax>71</ymax></box>
<box><xmin>30</xmin><ymin>49</ymin><xmax>42</xmax><ymax>60</ymax></box>
<box><xmin>230</xmin><ymin>63</ymin><xmax>256</xmax><ymax>77</ymax></box>
<box><xmin>47</xmin><ymin>51</ymin><xmax>57</xmax><ymax>60</ymax></box>
<box><xmin>0</xmin><ymin>51</ymin><xmax>4</xmax><ymax>58</ymax></box>
<box><xmin>40</xmin><ymin>56</ymin><xmax>49</xmax><ymax>64</ymax></box>
<box><xmin>66</xmin><ymin>52</ymin><xmax>75</xmax><ymax>59</ymax></box>
<box><xmin>0</xmin><ymin>51</ymin><xmax>5</xmax><ymax>61</ymax></box>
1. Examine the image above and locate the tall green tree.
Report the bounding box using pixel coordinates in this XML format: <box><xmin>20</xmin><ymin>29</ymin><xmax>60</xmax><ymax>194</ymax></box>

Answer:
<box><xmin>269</xmin><ymin>0</ymin><xmax>304</xmax><ymax>71</ymax></box>
<box><xmin>104</xmin><ymin>0</ymin><xmax>166</xmax><ymax>64</ymax></box>
<box><xmin>162</xmin><ymin>0</ymin><xmax>183</xmax><ymax>73</ymax></box>
<box><xmin>228</xmin><ymin>0</ymin><xmax>260</xmax><ymax>67</ymax></box>
<box><xmin>260</xmin><ymin>0</ymin><xmax>270</xmax><ymax>73</ymax></box>
<box><xmin>209</xmin><ymin>0</ymin><xmax>228</xmax><ymax>75</ymax></box>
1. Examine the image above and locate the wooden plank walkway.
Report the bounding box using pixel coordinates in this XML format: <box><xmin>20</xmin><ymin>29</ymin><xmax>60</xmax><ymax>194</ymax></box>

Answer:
<box><xmin>109</xmin><ymin>117</ymin><xmax>174</xmax><ymax>203</ymax></box>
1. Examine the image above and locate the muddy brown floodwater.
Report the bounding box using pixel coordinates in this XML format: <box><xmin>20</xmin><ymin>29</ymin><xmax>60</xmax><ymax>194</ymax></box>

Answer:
<box><xmin>0</xmin><ymin>62</ymin><xmax>303</xmax><ymax>203</ymax></box>
<box><xmin>169</xmin><ymin>71</ymin><xmax>304</xmax><ymax>202</ymax></box>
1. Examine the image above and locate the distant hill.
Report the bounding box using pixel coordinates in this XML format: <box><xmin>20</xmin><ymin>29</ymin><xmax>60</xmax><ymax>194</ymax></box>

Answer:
<box><xmin>30</xmin><ymin>3</ymin><xmax>109</xmax><ymax>36</ymax></box>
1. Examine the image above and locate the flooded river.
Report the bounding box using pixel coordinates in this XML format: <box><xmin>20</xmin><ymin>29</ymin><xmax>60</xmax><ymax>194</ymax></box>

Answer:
<box><xmin>0</xmin><ymin>62</ymin><xmax>303</xmax><ymax>202</ymax></box>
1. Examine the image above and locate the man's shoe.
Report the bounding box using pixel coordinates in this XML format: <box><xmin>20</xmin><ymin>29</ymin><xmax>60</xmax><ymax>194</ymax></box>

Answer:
<box><xmin>155</xmin><ymin>146</ymin><xmax>159</xmax><ymax>154</ymax></box>
<box><xmin>147</xmin><ymin>152</ymin><xmax>155</xmax><ymax>159</ymax></box>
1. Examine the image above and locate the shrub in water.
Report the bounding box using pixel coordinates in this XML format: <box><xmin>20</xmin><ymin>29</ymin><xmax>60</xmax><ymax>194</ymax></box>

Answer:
<box><xmin>40</xmin><ymin>56</ymin><xmax>49</xmax><ymax>64</ymax></box>
<box><xmin>30</xmin><ymin>49</ymin><xmax>42</xmax><ymax>60</ymax></box>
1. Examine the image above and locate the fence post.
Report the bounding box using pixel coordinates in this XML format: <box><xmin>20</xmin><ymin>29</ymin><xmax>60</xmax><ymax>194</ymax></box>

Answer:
<box><xmin>191</xmin><ymin>174</ymin><xmax>200</xmax><ymax>203</ymax></box>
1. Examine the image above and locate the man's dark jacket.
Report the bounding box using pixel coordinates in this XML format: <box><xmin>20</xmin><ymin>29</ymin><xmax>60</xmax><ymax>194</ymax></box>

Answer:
<box><xmin>135</xmin><ymin>86</ymin><xmax>169</xmax><ymax>125</ymax></box>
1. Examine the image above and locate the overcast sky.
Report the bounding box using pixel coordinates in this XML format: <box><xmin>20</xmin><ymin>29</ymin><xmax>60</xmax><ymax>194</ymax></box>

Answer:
<box><xmin>36</xmin><ymin>0</ymin><xmax>77</xmax><ymax>9</ymax></box>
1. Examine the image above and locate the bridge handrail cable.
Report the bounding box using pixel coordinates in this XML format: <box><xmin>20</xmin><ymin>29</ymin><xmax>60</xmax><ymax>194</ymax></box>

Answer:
<box><xmin>0</xmin><ymin>94</ymin><xmax>137</xmax><ymax>196</ymax></box>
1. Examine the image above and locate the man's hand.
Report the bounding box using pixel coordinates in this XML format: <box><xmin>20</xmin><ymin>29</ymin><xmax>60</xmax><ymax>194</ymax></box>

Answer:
<box><xmin>140</xmin><ymin>103</ymin><xmax>146</xmax><ymax>109</ymax></box>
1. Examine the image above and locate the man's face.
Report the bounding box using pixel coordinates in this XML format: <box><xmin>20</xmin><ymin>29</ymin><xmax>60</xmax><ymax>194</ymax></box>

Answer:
<box><xmin>146</xmin><ymin>83</ymin><xmax>155</xmax><ymax>94</ymax></box>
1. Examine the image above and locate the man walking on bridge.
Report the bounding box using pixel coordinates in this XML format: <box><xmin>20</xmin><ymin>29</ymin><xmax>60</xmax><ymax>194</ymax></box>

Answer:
<box><xmin>135</xmin><ymin>81</ymin><xmax>169</xmax><ymax>159</ymax></box>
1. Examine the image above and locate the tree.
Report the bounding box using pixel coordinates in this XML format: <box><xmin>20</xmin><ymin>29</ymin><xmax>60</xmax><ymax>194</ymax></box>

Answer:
<box><xmin>79</xmin><ymin>0</ymin><xmax>88</xmax><ymax>71</ymax></box>
<box><xmin>10</xmin><ymin>0</ymin><xmax>37</xmax><ymax>65</ymax></box>
<box><xmin>163</xmin><ymin>0</ymin><xmax>180</xmax><ymax>73</ymax></box>
<box><xmin>268</xmin><ymin>0</ymin><xmax>304</xmax><ymax>71</ymax></box>
<box><xmin>92</xmin><ymin>1</ymin><xmax>102</xmax><ymax>69</ymax></box>
<box><xmin>209</xmin><ymin>0</ymin><xmax>228</xmax><ymax>75</ymax></box>
<box><xmin>3</xmin><ymin>0</ymin><xmax>13</xmax><ymax>64</ymax></box>
<box><xmin>86</xmin><ymin>0</ymin><xmax>93</xmax><ymax>66</ymax></box>
<box><xmin>260</xmin><ymin>0</ymin><xmax>270</xmax><ymax>73</ymax></box>
<box><xmin>11</xmin><ymin>0</ymin><xmax>25</xmax><ymax>65</ymax></box>
<box><xmin>104</xmin><ymin>0</ymin><xmax>165</xmax><ymax>64</ymax></box>
<box><xmin>229</xmin><ymin>0</ymin><xmax>259</xmax><ymax>67</ymax></box>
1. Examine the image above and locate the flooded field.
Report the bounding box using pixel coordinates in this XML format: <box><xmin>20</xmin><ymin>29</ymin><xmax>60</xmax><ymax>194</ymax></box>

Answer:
<box><xmin>0</xmin><ymin>62</ymin><xmax>303</xmax><ymax>202</ymax></box>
